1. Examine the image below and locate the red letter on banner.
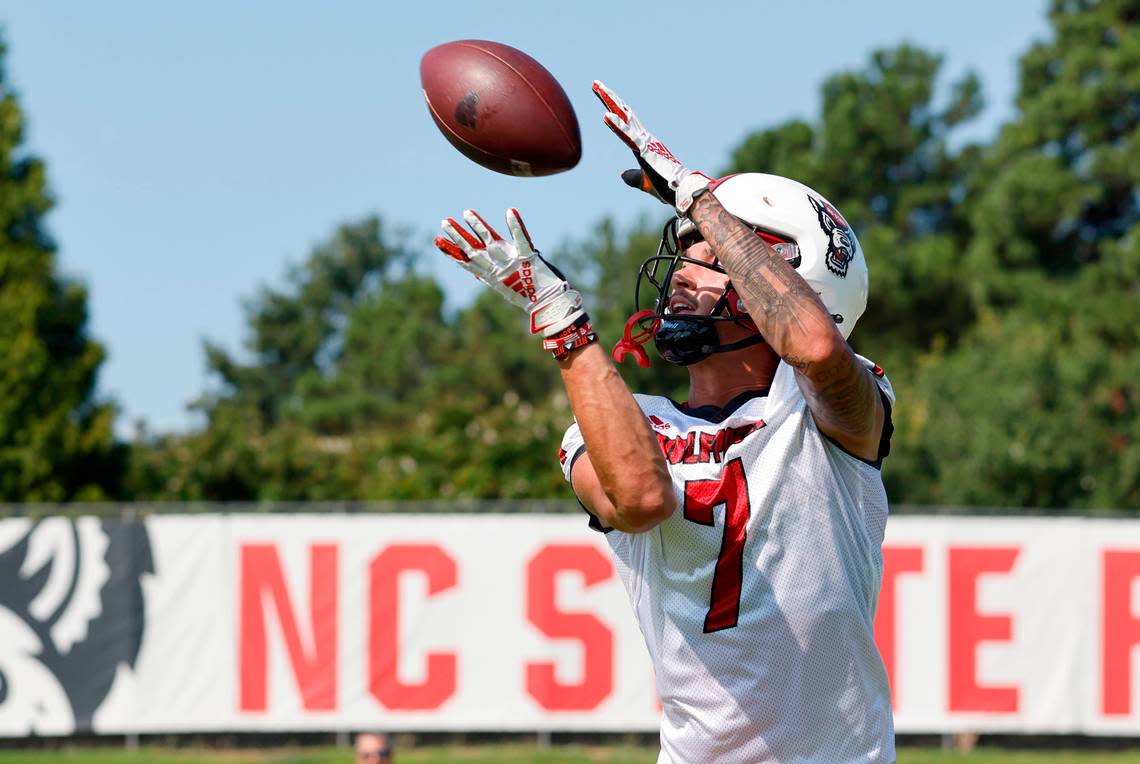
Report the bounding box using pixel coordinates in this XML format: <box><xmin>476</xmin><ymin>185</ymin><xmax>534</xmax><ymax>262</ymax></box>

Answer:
<box><xmin>239</xmin><ymin>543</ymin><xmax>338</xmax><ymax>711</ymax></box>
<box><xmin>1102</xmin><ymin>550</ymin><xmax>1140</xmax><ymax>715</ymax></box>
<box><xmin>369</xmin><ymin>544</ymin><xmax>458</xmax><ymax>710</ymax></box>
<box><xmin>948</xmin><ymin>546</ymin><xmax>1020</xmax><ymax>713</ymax></box>
<box><xmin>874</xmin><ymin>546</ymin><xmax>924</xmax><ymax>709</ymax></box>
<box><xmin>525</xmin><ymin>544</ymin><xmax>614</xmax><ymax>710</ymax></box>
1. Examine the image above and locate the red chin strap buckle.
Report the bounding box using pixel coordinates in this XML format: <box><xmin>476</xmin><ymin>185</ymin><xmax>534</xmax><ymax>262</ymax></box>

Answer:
<box><xmin>611</xmin><ymin>310</ymin><xmax>660</xmax><ymax>368</ymax></box>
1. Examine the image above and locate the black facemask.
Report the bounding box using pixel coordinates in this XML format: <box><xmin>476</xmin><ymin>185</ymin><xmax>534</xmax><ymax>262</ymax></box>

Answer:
<box><xmin>654</xmin><ymin>317</ymin><xmax>724</xmax><ymax>366</ymax></box>
<box><xmin>629</xmin><ymin>219</ymin><xmax>766</xmax><ymax>366</ymax></box>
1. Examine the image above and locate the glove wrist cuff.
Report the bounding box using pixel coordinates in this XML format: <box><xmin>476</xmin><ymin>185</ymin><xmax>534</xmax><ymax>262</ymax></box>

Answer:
<box><xmin>675</xmin><ymin>172</ymin><xmax>713</xmax><ymax>214</ymax></box>
<box><xmin>531</xmin><ymin>285</ymin><xmax>586</xmax><ymax>336</ymax></box>
<box><xmin>543</xmin><ymin>315</ymin><xmax>597</xmax><ymax>360</ymax></box>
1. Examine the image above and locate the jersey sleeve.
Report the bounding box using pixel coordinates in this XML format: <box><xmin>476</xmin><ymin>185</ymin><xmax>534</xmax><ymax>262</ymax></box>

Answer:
<box><xmin>557</xmin><ymin>420</ymin><xmax>613</xmax><ymax>534</ymax></box>
<box><xmin>857</xmin><ymin>354</ymin><xmax>895</xmax><ymax>406</ymax></box>
<box><xmin>558</xmin><ymin>419</ymin><xmax>586</xmax><ymax>483</ymax></box>
<box><xmin>856</xmin><ymin>354</ymin><xmax>895</xmax><ymax>467</ymax></box>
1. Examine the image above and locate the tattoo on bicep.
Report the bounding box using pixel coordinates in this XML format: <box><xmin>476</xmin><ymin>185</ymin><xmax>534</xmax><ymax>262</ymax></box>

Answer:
<box><xmin>798</xmin><ymin>355</ymin><xmax>878</xmax><ymax>434</ymax></box>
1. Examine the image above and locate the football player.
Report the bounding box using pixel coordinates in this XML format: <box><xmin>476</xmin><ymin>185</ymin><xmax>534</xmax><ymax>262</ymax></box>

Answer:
<box><xmin>434</xmin><ymin>82</ymin><xmax>895</xmax><ymax>764</ymax></box>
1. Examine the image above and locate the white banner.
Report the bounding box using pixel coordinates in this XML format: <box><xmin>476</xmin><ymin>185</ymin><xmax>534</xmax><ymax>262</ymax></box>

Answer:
<box><xmin>1</xmin><ymin>513</ymin><xmax>1140</xmax><ymax>736</ymax></box>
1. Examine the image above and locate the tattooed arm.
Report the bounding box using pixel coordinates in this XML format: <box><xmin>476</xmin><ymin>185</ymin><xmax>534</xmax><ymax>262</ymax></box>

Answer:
<box><xmin>688</xmin><ymin>193</ymin><xmax>885</xmax><ymax>460</ymax></box>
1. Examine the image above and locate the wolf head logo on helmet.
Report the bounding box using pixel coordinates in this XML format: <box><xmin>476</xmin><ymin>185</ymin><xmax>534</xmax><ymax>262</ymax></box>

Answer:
<box><xmin>613</xmin><ymin>173</ymin><xmax>870</xmax><ymax>367</ymax></box>
<box><xmin>0</xmin><ymin>518</ymin><xmax>152</xmax><ymax>735</ymax></box>
<box><xmin>807</xmin><ymin>194</ymin><xmax>855</xmax><ymax>278</ymax></box>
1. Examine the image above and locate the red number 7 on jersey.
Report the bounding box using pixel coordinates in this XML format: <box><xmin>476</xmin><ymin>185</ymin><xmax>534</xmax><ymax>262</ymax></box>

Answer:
<box><xmin>683</xmin><ymin>458</ymin><xmax>751</xmax><ymax>633</ymax></box>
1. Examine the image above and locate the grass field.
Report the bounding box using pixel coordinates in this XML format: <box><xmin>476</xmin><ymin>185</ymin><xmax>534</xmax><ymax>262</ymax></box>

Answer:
<box><xmin>4</xmin><ymin>746</ymin><xmax>1140</xmax><ymax>763</ymax></box>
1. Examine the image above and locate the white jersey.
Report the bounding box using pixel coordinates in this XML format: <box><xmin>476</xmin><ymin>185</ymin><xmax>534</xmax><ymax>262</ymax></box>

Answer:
<box><xmin>559</xmin><ymin>356</ymin><xmax>896</xmax><ymax>764</ymax></box>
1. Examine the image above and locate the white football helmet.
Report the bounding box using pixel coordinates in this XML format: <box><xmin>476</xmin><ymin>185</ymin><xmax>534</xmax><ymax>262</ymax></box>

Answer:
<box><xmin>678</xmin><ymin>173</ymin><xmax>868</xmax><ymax>339</ymax></box>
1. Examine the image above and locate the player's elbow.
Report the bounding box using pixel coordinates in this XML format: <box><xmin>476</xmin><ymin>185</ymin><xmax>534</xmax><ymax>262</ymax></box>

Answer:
<box><xmin>607</xmin><ymin>477</ymin><xmax>676</xmax><ymax>533</ymax></box>
<box><xmin>573</xmin><ymin>453</ymin><xmax>675</xmax><ymax>533</ymax></box>
<box><xmin>795</xmin><ymin>331</ymin><xmax>848</xmax><ymax>382</ymax></box>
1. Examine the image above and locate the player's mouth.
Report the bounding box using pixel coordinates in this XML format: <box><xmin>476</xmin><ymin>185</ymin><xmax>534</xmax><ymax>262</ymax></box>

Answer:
<box><xmin>668</xmin><ymin>297</ymin><xmax>697</xmax><ymax>314</ymax></box>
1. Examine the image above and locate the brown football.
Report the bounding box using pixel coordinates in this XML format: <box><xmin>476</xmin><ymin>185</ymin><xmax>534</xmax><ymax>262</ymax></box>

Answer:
<box><xmin>420</xmin><ymin>40</ymin><xmax>582</xmax><ymax>177</ymax></box>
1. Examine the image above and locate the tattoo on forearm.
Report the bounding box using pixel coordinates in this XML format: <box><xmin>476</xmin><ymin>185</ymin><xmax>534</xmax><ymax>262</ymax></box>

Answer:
<box><xmin>689</xmin><ymin>197</ymin><xmax>831</xmax><ymax>350</ymax></box>
<box><xmin>689</xmin><ymin>194</ymin><xmax>878</xmax><ymax>439</ymax></box>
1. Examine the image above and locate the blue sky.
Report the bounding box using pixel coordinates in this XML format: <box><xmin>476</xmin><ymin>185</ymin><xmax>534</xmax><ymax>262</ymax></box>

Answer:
<box><xmin>2</xmin><ymin>1</ymin><xmax>1051</xmax><ymax>434</ymax></box>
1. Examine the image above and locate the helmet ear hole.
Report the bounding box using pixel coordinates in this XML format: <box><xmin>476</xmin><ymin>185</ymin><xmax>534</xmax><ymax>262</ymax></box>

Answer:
<box><xmin>755</xmin><ymin>230</ymin><xmax>786</xmax><ymax>246</ymax></box>
<box><xmin>752</xmin><ymin>228</ymin><xmax>801</xmax><ymax>268</ymax></box>
<box><xmin>722</xmin><ymin>286</ymin><xmax>758</xmax><ymax>333</ymax></box>
<box><xmin>679</xmin><ymin>231</ymin><xmax>703</xmax><ymax>252</ymax></box>
<box><xmin>726</xmin><ymin>288</ymin><xmax>745</xmax><ymax>316</ymax></box>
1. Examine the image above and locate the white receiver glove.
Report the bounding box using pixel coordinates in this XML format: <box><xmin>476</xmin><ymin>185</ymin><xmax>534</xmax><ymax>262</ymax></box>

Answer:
<box><xmin>592</xmin><ymin>80</ymin><xmax>713</xmax><ymax>214</ymax></box>
<box><xmin>435</xmin><ymin>208</ymin><xmax>589</xmax><ymax>342</ymax></box>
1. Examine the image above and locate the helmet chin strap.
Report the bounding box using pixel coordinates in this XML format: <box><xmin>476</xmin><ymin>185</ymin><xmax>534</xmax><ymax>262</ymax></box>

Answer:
<box><xmin>698</xmin><ymin>332</ymin><xmax>766</xmax><ymax>357</ymax></box>
<box><xmin>693</xmin><ymin>285</ymin><xmax>766</xmax><ymax>358</ymax></box>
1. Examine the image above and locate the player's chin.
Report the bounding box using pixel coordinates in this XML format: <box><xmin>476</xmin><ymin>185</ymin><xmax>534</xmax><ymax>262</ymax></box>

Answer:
<box><xmin>718</xmin><ymin>323</ymin><xmax>762</xmax><ymax>346</ymax></box>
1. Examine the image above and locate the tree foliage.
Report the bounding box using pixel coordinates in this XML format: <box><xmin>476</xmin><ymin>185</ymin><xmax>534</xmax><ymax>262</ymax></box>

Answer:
<box><xmin>0</xmin><ymin>35</ymin><xmax>122</xmax><ymax>500</ymax></box>
<box><xmin>893</xmin><ymin>0</ymin><xmax>1140</xmax><ymax>509</ymax></box>
<box><xmin>727</xmin><ymin>44</ymin><xmax>983</xmax><ymax>353</ymax></box>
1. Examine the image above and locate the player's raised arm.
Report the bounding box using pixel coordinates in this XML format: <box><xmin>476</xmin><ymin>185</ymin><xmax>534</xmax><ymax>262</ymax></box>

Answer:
<box><xmin>434</xmin><ymin>208</ymin><xmax>674</xmax><ymax>532</ymax></box>
<box><xmin>592</xmin><ymin>80</ymin><xmax>884</xmax><ymax>461</ymax></box>
<box><xmin>686</xmin><ymin>193</ymin><xmax>884</xmax><ymax>458</ymax></box>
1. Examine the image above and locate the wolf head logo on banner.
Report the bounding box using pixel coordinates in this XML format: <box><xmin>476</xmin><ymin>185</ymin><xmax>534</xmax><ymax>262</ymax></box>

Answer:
<box><xmin>0</xmin><ymin>518</ymin><xmax>153</xmax><ymax>735</ymax></box>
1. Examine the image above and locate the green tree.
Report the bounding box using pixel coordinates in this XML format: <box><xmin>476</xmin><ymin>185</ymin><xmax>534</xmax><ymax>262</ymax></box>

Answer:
<box><xmin>129</xmin><ymin>216</ymin><xmax>409</xmax><ymax>500</ymax></box>
<box><xmin>894</xmin><ymin>0</ymin><xmax>1140</xmax><ymax>509</ymax></box>
<box><xmin>203</xmin><ymin>216</ymin><xmax>406</xmax><ymax>428</ymax></box>
<box><xmin>727</xmin><ymin>44</ymin><xmax>984</xmax><ymax>354</ymax></box>
<box><xmin>967</xmin><ymin>0</ymin><xmax>1139</xmax><ymax>284</ymax></box>
<box><xmin>0</xmin><ymin>35</ymin><xmax>122</xmax><ymax>500</ymax></box>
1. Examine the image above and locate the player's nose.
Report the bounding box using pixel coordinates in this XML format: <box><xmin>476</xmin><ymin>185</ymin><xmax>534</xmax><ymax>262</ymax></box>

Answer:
<box><xmin>672</xmin><ymin>262</ymin><xmax>698</xmax><ymax>287</ymax></box>
<box><xmin>670</xmin><ymin>276</ymin><xmax>693</xmax><ymax>298</ymax></box>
